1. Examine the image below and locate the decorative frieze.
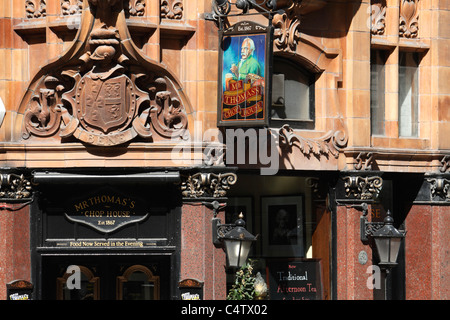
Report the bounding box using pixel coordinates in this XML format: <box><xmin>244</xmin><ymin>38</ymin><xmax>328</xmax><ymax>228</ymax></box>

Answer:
<box><xmin>161</xmin><ymin>0</ymin><xmax>183</xmax><ymax>20</ymax></box>
<box><xmin>342</xmin><ymin>175</ymin><xmax>383</xmax><ymax>200</ymax></box>
<box><xmin>399</xmin><ymin>0</ymin><xmax>419</xmax><ymax>38</ymax></box>
<box><xmin>25</xmin><ymin>0</ymin><xmax>46</xmax><ymax>18</ymax></box>
<box><xmin>278</xmin><ymin>124</ymin><xmax>348</xmax><ymax>159</ymax></box>
<box><xmin>0</xmin><ymin>173</ymin><xmax>33</xmax><ymax>200</ymax></box>
<box><xmin>181</xmin><ymin>172</ymin><xmax>237</xmax><ymax>199</ymax></box>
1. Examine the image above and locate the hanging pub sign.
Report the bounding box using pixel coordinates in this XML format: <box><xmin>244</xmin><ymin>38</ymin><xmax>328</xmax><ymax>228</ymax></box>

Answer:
<box><xmin>217</xmin><ymin>21</ymin><xmax>273</xmax><ymax>127</ymax></box>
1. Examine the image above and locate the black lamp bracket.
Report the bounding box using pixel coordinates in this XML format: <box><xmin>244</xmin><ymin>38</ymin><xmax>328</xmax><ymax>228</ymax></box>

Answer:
<box><xmin>357</xmin><ymin>202</ymin><xmax>384</xmax><ymax>242</ymax></box>
<box><xmin>205</xmin><ymin>0</ymin><xmax>283</xmax><ymax>23</ymax></box>
<box><xmin>212</xmin><ymin>219</ymin><xmax>236</xmax><ymax>245</ymax></box>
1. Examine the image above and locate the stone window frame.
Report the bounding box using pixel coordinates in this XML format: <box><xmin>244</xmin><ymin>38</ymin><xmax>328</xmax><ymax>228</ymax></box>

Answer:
<box><xmin>369</xmin><ymin>0</ymin><xmax>429</xmax><ymax>147</ymax></box>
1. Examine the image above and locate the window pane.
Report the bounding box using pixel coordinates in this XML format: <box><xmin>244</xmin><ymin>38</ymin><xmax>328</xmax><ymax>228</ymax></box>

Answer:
<box><xmin>271</xmin><ymin>58</ymin><xmax>313</xmax><ymax>122</ymax></box>
<box><xmin>122</xmin><ymin>271</ymin><xmax>154</xmax><ymax>300</ymax></box>
<box><xmin>399</xmin><ymin>52</ymin><xmax>419</xmax><ymax>137</ymax></box>
<box><xmin>370</xmin><ymin>50</ymin><xmax>386</xmax><ymax>135</ymax></box>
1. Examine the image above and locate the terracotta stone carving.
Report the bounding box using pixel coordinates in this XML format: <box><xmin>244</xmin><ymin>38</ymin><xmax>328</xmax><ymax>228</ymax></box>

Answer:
<box><xmin>20</xmin><ymin>0</ymin><xmax>190</xmax><ymax>146</ymax></box>
<box><xmin>278</xmin><ymin>124</ymin><xmax>348</xmax><ymax>159</ymax></box>
<box><xmin>61</xmin><ymin>0</ymin><xmax>83</xmax><ymax>15</ymax></box>
<box><xmin>354</xmin><ymin>152</ymin><xmax>375</xmax><ymax>170</ymax></box>
<box><xmin>399</xmin><ymin>0</ymin><xmax>419</xmax><ymax>38</ymax></box>
<box><xmin>161</xmin><ymin>0</ymin><xmax>183</xmax><ymax>20</ymax></box>
<box><xmin>22</xmin><ymin>76</ymin><xmax>63</xmax><ymax>139</ymax></box>
<box><xmin>124</xmin><ymin>0</ymin><xmax>145</xmax><ymax>17</ymax></box>
<box><xmin>272</xmin><ymin>0</ymin><xmax>302</xmax><ymax>52</ymax></box>
<box><xmin>370</xmin><ymin>1</ymin><xmax>386</xmax><ymax>35</ymax></box>
<box><xmin>25</xmin><ymin>0</ymin><xmax>46</xmax><ymax>18</ymax></box>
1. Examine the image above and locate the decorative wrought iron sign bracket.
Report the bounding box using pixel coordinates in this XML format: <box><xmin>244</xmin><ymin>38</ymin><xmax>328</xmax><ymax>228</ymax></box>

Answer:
<box><xmin>205</xmin><ymin>0</ymin><xmax>283</xmax><ymax>27</ymax></box>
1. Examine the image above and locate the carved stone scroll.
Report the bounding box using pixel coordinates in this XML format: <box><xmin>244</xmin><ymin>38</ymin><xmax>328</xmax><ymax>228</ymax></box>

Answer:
<box><xmin>278</xmin><ymin>124</ymin><xmax>348</xmax><ymax>159</ymax></box>
<box><xmin>20</xmin><ymin>0</ymin><xmax>190</xmax><ymax>146</ymax></box>
<box><xmin>399</xmin><ymin>0</ymin><xmax>419</xmax><ymax>38</ymax></box>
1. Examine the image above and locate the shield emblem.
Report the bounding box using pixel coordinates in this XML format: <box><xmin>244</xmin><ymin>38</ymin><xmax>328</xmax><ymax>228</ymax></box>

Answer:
<box><xmin>79</xmin><ymin>75</ymin><xmax>131</xmax><ymax>134</ymax></box>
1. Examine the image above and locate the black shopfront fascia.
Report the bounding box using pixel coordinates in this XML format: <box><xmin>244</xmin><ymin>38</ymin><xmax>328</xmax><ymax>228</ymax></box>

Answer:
<box><xmin>30</xmin><ymin>170</ymin><xmax>183</xmax><ymax>300</ymax></box>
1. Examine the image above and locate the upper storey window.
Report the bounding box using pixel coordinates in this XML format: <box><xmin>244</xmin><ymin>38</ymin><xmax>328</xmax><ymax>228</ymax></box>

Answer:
<box><xmin>399</xmin><ymin>52</ymin><xmax>419</xmax><ymax>137</ymax></box>
<box><xmin>270</xmin><ymin>57</ymin><xmax>315</xmax><ymax>129</ymax></box>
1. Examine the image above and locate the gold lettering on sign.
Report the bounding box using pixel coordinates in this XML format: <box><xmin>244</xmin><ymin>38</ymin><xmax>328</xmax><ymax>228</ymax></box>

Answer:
<box><xmin>68</xmin><ymin>240</ymin><xmax>146</xmax><ymax>247</ymax></box>
<box><xmin>74</xmin><ymin>195</ymin><xmax>136</xmax><ymax>212</ymax></box>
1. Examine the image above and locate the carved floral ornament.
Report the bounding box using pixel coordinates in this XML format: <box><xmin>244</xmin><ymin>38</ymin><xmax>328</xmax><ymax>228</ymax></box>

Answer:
<box><xmin>370</xmin><ymin>0</ymin><xmax>386</xmax><ymax>35</ymax></box>
<box><xmin>272</xmin><ymin>0</ymin><xmax>302</xmax><ymax>52</ymax></box>
<box><xmin>0</xmin><ymin>173</ymin><xmax>32</xmax><ymax>200</ymax></box>
<box><xmin>61</xmin><ymin>0</ymin><xmax>83</xmax><ymax>15</ymax></box>
<box><xmin>342</xmin><ymin>175</ymin><xmax>383</xmax><ymax>200</ymax></box>
<box><xmin>26</xmin><ymin>0</ymin><xmax>46</xmax><ymax>18</ymax></box>
<box><xmin>20</xmin><ymin>0</ymin><xmax>189</xmax><ymax>147</ymax></box>
<box><xmin>399</xmin><ymin>0</ymin><xmax>419</xmax><ymax>38</ymax></box>
<box><xmin>181</xmin><ymin>172</ymin><xmax>237</xmax><ymax>199</ymax></box>
<box><xmin>161</xmin><ymin>0</ymin><xmax>183</xmax><ymax>20</ymax></box>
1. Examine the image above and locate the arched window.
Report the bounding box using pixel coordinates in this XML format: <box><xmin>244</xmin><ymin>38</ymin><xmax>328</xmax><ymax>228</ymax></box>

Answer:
<box><xmin>57</xmin><ymin>265</ymin><xmax>100</xmax><ymax>300</ymax></box>
<box><xmin>270</xmin><ymin>57</ymin><xmax>315</xmax><ymax>129</ymax></box>
<box><xmin>116</xmin><ymin>265</ymin><xmax>160</xmax><ymax>300</ymax></box>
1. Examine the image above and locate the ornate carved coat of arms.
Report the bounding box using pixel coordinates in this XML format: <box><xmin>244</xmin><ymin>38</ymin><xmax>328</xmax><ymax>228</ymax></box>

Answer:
<box><xmin>20</xmin><ymin>0</ymin><xmax>189</xmax><ymax>147</ymax></box>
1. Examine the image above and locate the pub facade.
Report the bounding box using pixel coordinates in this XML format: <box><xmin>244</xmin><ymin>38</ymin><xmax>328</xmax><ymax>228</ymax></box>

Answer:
<box><xmin>0</xmin><ymin>0</ymin><xmax>448</xmax><ymax>300</ymax></box>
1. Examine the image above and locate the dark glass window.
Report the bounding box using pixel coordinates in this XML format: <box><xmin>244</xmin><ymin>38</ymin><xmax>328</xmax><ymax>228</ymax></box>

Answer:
<box><xmin>370</xmin><ymin>50</ymin><xmax>387</xmax><ymax>136</ymax></box>
<box><xmin>270</xmin><ymin>57</ymin><xmax>315</xmax><ymax>129</ymax></box>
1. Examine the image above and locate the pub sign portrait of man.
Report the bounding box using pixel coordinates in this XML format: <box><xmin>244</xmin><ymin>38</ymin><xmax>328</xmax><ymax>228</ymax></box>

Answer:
<box><xmin>221</xmin><ymin>34</ymin><xmax>266</xmax><ymax>122</ymax></box>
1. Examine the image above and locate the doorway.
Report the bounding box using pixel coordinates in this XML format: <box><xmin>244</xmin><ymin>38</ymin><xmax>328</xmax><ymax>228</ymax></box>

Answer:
<box><xmin>41</xmin><ymin>255</ymin><xmax>171</xmax><ymax>300</ymax></box>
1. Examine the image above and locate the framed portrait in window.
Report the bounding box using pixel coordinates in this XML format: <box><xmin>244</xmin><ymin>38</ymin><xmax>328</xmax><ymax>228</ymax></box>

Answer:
<box><xmin>261</xmin><ymin>195</ymin><xmax>304</xmax><ymax>257</ymax></box>
<box><xmin>225</xmin><ymin>197</ymin><xmax>253</xmax><ymax>233</ymax></box>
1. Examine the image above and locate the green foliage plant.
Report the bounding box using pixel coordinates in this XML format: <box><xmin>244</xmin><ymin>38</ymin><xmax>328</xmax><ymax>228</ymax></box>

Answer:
<box><xmin>226</xmin><ymin>259</ymin><xmax>256</xmax><ymax>300</ymax></box>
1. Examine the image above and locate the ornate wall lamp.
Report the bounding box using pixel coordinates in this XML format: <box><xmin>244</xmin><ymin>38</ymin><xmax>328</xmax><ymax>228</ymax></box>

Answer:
<box><xmin>371</xmin><ymin>211</ymin><xmax>405</xmax><ymax>270</ymax></box>
<box><xmin>360</xmin><ymin>203</ymin><xmax>406</xmax><ymax>271</ymax></box>
<box><xmin>211</xmin><ymin>202</ymin><xmax>257</xmax><ymax>268</ymax></box>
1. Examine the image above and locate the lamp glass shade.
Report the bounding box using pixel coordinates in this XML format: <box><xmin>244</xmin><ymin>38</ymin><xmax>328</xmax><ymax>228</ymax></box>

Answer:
<box><xmin>374</xmin><ymin>236</ymin><xmax>402</xmax><ymax>265</ymax></box>
<box><xmin>224</xmin><ymin>239</ymin><xmax>252</xmax><ymax>268</ymax></box>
